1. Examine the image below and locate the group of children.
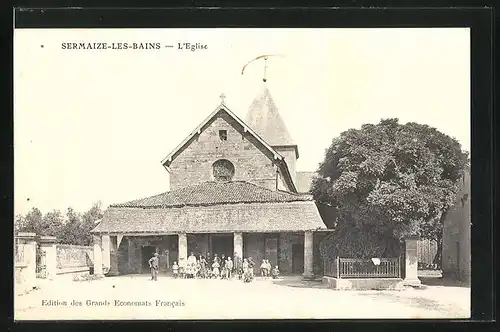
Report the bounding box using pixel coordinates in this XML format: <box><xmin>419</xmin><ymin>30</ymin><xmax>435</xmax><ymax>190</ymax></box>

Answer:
<box><xmin>170</xmin><ymin>252</ymin><xmax>280</xmax><ymax>282</ymax></box>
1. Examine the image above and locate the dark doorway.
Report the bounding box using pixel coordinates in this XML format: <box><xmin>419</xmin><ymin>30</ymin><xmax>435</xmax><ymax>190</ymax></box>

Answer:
<box><xmin>292</xmin><ymin>243</ymin><xmax>304</xmax><ymax>274</ymax></box>
<box><xmin>141</xmin><ymin>245</ymin><xmax>157</xmax><ymax>273</ymax></box>
<box><xmin>211</xmin><ymin>234</ymin><xmax>233</xmax><ymax>257</ymax></box>
<box><xmin>265</xmin><ymin>236</ymin><xmax>278</xmax><ymax>268</ymax></box>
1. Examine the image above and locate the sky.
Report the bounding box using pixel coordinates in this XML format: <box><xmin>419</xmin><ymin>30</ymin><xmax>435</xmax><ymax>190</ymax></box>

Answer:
<box><xmin>14</xmin><ymin>28</ymin><xmax>470</xmax><ymax>216</ymax></box>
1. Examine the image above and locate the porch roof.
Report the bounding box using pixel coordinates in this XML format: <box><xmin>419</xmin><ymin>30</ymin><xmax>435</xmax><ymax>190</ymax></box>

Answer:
<box><xmin>91</xmin><ymin>201</ymin><xmax>326</xmax><ymax>234</ymax></box>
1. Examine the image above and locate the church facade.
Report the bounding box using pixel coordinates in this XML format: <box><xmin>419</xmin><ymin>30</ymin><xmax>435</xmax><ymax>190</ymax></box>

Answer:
<box><xmin>91</xmin><ymin>86</ymin><xmax>328</xmax><ymax>278</ymax></box>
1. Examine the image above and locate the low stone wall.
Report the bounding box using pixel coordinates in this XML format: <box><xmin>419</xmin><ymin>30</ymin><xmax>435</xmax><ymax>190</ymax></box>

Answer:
<box><xmin>56</xmin><ymin>244</ymin><xmax>93</xmax><ymax>278</ymax></box>
<box><xmin>56</xmin><ymin>244</ymin><xmax>93</xmax><ymax>269</ymax></box>
<box><xmin>322</xmin><ymin>276</ymin><xmax>404</xmax><ymax>290</ymax></box>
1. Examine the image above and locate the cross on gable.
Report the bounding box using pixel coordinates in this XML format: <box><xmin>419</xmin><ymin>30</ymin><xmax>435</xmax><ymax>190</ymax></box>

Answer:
<box><xmin>219</xmin><ymin>93</ymin><xmax>226</xmax><ymax>104</ymax></box>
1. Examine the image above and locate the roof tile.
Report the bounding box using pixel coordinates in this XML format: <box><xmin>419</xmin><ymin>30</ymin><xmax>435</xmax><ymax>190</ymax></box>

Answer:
<box><xmin>111</xmin><ymin>181</ymin><xmax>311</xmax><ymax>208</ymax></box>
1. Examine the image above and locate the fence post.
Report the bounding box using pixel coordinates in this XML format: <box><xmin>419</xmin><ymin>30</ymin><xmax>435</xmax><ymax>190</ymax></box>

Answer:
<box><xmin>39</xmin><ymin>236</ymin><xmax>57</xmax><ymax>280</ymax></box>
<box><xmin>398</xmin><ymin>255</ymin><xmax>401</xmax><ymax>278</ymax></box>
<box><xmin>336</xmin><ymin>256</ymin><xmax>340</xmax><ymax>279</ymax></box>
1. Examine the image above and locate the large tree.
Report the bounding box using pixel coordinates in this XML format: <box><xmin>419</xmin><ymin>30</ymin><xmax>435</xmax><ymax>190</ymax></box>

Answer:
<box><xmin>312</xmin><ymin>118</ymin><xmax>468</xmax><ymax>265</ymax></box>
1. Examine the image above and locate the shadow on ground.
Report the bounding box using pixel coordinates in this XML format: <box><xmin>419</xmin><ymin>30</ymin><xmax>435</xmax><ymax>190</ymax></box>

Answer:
<box><xmin>357</xmin><ymin>290</ymin><xmax>450</xmax><ymax>315</ymax></box>
<box><xmin>420</xmin><ymin>277</ymin><xmax>470</xmax><ymax>288</ymax></box>
<box><xmin>270</xmin><ymin>277</ymin><xmax>327</xmax><ymax>289</ymax></box>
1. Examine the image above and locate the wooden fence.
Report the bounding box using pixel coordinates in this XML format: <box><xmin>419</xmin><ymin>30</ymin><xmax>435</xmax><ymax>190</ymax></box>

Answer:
<box><xmin>324</xmin><ymin>257</ymin><xmax>401</xmax><ymax>279</ymax></box>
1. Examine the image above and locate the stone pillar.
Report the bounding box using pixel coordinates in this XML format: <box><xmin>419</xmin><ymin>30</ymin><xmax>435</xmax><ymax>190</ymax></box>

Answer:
<box><xmin>178</xmin><ymin>233</ymin><xmax>187</xmax><ymax>264</ymax></box>
<box><xmin>16</xmin><ymin>232</ymin><xmax>37</xmax><ymax>287</ymax></box>
<box><xmin>102</xmin><ymin>234</ymin><xmax>111</xmax><ymax>273</ymax></box>
<box><xmin>93</xmin><ymin>235</ymin><xmax>103</xmax><ymax>276</ymax></box>
<box><xmin>39</xmin><ymin>236</ymin><xmax>57</xmax><ymax>280</ymax></box>
<box><xmin>303</xmin><ymin>231</ymin><xmax>314</xmax><ymax>280</ymax></box>
<box><xmin>234</xmin><ymin>232</ymin><xmax>243</xmax><ymax>259</ymax></box>
<box><xmin>403</xmin><ymin>237</ymin><xmax>421</xmax><ymax>286</ymax></box>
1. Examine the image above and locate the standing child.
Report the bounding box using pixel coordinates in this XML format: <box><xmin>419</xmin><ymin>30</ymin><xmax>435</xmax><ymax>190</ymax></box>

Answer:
<box><xmin>172</xmin><ymin>261</ymin><xmax>179</xmax><ymax>278</ymax></box>
<box><xmin>265</xmin><ymin>259</ymin><xmax>272</xmax><ymax>277</ymax></box>
<box><xmin>260</xmin><ymin>259</ymin><xmax>267</xmax><ymax>277</ymax></box>
<box><xmin>212</xmin><ymin>260</ymin><xmax>220</xmax><ymax>278</ymax></box>
<box><xmin>220</xmin><ymin>256</ymin><xmax>227</xmax><ymax>279</ymax></box>
<box><xmin>226</xmin><ymin>257</ymin><xmax>233</xmax><ymax>279</ymax></box>
<box><xmin>248</xmin><ymin>257</ymin><xmax>255</xmax><ymax>281</ymax></box>
<box><xmin>242</xmin><ymin>258</ymin><xmax>252</xmax><ymax>283</ymax></box>
<box><xmin>179</xmin><ymin>258</ymin><xmax>186</xmax><ymax>279</ymax></box>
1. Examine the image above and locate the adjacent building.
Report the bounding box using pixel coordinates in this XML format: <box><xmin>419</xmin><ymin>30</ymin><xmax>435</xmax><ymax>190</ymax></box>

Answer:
<box><xmin>442</xmin><ymin>169</ymin><xmax>471</xmax><ymax>283</ymax></box>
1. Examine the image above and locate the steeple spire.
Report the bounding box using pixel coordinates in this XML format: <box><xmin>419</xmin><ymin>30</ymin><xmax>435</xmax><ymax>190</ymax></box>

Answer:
<box><xmin>245</xmin><ymin>85</ymin><xmax>295</xmax><ymax>146</ymax></box>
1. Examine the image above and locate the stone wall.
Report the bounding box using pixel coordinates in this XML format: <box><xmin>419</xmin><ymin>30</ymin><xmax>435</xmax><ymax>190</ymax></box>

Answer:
<box><xmin>56</xmin><ymin>244</ymin><xmax>93</xmax><ymax>269</ymax></box>
<box><xmin>169</xmin><ymin>112</ymin><xmax>279</xmax><ymax>191</ymax></box>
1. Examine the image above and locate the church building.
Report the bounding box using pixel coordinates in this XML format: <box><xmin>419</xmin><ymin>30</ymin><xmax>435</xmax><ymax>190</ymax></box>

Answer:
<box><xmin>91</xmin><ymin>85</ymin><xmax>328</xmax><ymax>278</ymax></box>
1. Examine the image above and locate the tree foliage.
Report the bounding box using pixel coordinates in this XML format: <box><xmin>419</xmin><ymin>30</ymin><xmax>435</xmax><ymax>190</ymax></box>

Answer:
<box><xmin>15</xmin><ymin>202</ymin><xmax>104</xmax><ymax>246</ymax></box>
<box><xmin>312</xmin><ymin>119</ymin><xmax>469</xmax><ymax>261</ymax></box>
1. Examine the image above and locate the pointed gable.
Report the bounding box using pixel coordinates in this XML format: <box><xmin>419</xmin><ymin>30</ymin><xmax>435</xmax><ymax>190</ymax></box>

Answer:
<box><xmin>160</xmin><ymin>101</ymin><xmax>297</xmax><ymax>193</ymax></box>
<box><xmin>245</xmin><ymin>85</ymin><xmax>295</xmax><ymax>146</ymax></box>
<box><xmin>161</xmin><ymin>103</ymin><xmax>283</xmax><ymax>168</ymax></box>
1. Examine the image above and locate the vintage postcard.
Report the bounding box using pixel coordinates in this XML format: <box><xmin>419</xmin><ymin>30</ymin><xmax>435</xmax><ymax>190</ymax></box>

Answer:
<box><xmin>14</xmin><ymin>27</ymin><xmax>471</xmax><ymax>320</ymax></box>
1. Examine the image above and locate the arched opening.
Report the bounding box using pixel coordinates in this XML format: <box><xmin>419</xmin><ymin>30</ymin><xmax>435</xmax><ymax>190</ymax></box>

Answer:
<box><xmin>212</xmin><ymin>159</ymin><xmax>235</xmax><ymax>182</ymax></box>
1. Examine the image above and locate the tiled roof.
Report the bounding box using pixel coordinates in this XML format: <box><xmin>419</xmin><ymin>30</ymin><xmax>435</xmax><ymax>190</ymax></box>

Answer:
<box><xmin>91</xmin><ymin>201</ymin><xmax>326</xmax><ymax>234</ymax></box>
<box><xmin>110</xmin><ymin>181</ymin><xmax>311</xmax><ymax>208</ymax></box>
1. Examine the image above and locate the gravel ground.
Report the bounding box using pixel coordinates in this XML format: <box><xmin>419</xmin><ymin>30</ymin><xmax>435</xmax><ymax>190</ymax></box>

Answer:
<box><xmin>14</xmin><ymin>275</ymin><xmax>470</xmax><ymax>320</ymax></box>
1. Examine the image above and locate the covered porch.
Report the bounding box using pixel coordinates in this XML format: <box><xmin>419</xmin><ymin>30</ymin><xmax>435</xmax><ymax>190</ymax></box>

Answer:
<box><xmin>92</xmin><ymin>230</ymin><xmax>328</xmax><ymax>278</ymax></box>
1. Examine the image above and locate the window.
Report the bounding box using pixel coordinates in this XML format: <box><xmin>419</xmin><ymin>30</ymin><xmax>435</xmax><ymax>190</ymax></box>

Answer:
<box><xmin>219</xmin><ymin>130</ymin><xmax>227</xmax><ymax>141</ymax></box>
<box><xmin>212</xmin><ymin>159</ymin><xmax>235</xmax><ymax>181</ymax></box>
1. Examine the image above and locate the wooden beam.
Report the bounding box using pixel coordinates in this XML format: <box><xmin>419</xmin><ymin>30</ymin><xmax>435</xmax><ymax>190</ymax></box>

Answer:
<box><xmin>116</xmin><ymin>234</ymin><xmax>123</xmax><ymax>248</ymax></box>
<box><xmin>109</xmin><ymin>232</ymin><xmax>178</xmax><ymax>237</ymax></box>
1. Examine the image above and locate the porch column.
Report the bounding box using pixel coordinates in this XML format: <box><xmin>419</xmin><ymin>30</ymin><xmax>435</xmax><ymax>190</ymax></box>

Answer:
<box><xmin>234</xmin><ymin>232</ymin><xmax>243</xmax><ymax>258</ymax></box>
<box><xmin>108</xmin><ymin>236</ymin><xmax>119</xmax><ymax>276</ymax></box>
<box><xmin>178</xmin><ymin>233</ymin><xmax>187</xmax><ymax>263</ymax></box>
<box><xmin>93</xmin><ymin>235</ymin><xmax>103</xmax><ymax>276</ymax></box>
<box><xmin>303</xmin><ymin>231</ymin><xmax>314</xmax><ymax>280</ymax></box>
<box><xmin>102</xmin><ymin>234</ymin><xmax>111</xmax><ymax>273</ymax></box>
<box><xmin>39</xmin><ymin>236</ymin><xmax>57</xmax><ymax>280</ymax></box>
<box><xmin>403</xmin><ymin>237</ymin><xmax>421</xmax><ymax>286</ymax></box>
